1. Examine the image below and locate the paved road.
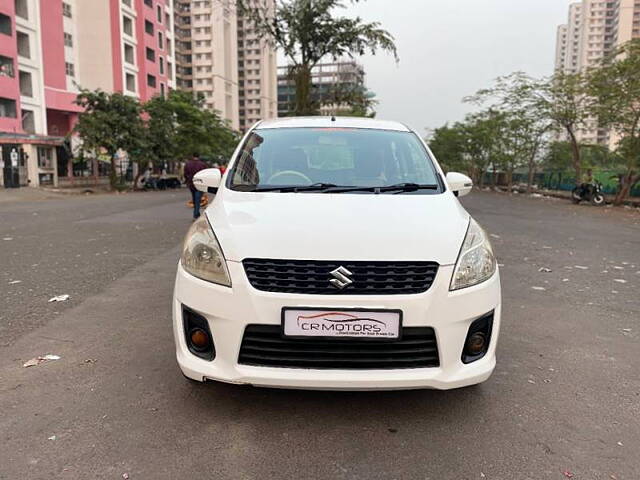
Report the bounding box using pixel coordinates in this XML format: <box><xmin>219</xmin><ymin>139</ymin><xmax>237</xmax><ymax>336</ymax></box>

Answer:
<box><xmin>0</xmin><ymin>190</ymin><xmax>638</xmax><ymax>480</ymax></box>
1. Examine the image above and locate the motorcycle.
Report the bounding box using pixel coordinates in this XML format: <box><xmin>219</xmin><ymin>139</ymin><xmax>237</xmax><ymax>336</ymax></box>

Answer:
<box><xmin>571</xmin><ymin>182</ymin><xmax>605</xmax><ymax>206</ymax></box>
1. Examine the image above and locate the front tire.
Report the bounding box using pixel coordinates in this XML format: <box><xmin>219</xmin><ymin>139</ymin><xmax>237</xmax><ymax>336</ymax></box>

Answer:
<box><xmin>591</xmin><ymin>193</ymin><xmax>605</xmax><ymax>206</ymax></box>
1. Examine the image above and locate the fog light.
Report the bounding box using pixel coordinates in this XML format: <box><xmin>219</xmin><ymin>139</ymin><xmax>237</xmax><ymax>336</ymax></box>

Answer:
<box><xmin>182</xmin><ymin>306</ymin><xmax>215</xmax><ymax>361</ymax></box>
<box><xmin>466</xmin><ymin>332</ymin><xmax>486</xmax><ymax>355</ymax></box>
<box><xmin>190</xmin><ymin>328</ymin><xmax>210</xmax><ymax>350</ymax></box>
<box><xmin>461</xmin><ymin>311</ymin><xmax>494</xmax><ymax>364</ymax></box>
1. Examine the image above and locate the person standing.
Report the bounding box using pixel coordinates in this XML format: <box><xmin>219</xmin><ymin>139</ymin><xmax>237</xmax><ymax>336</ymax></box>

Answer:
<box><xmin>184</xmin><ymin>153</ymin><xmax>208</xmax><ymax>219</ymax></box>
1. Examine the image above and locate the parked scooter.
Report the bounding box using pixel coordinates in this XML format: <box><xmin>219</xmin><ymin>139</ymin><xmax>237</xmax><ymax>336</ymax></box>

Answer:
<box><xmin>571</xmin><ymin>182</ymin><xmax>605</xmax><ymax>206</ymax></box>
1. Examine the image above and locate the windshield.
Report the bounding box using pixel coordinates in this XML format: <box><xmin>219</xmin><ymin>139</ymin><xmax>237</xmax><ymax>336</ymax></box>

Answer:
<box><xmin>228</xmin><ymin>127</ymin><xmax>441</xmax><ymax>193</ymax></box>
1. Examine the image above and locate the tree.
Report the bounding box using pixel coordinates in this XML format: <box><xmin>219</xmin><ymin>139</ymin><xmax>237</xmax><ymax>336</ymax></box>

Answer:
<box><xmin>460</xmin><ymin>109</ymin><xmax>508</xmax><ymax>188</ymax></box>
<box><xmin>325</xmin><ymin>83</ymin><xmax>378</xmax><ymax>117</ymax></box>
<box><xmin>588</xmin><ymin>39</ymin><xmax>640</xmax><ymax>205</ymax></box>
<box><xmin>143</xmin><ymin>90</ymin><xmax>237</xmax><ymax>164</ymax></box>
<box><xmin>427</xmin><ymin>109</ymin><xmax>509</xmax><ymax>187</ymax></box>
<box><xmin>427</xmin><ymin>123</ymin><xmax>468</xmax><ymax>173</ymax></box>
<box><xmin>541</xmin><ymin>72</ymin><xmax>592</xmax><ymax>186</ymax></box>
<box><xmin>466</xmin><ymin>72</ymin><xmax>553</xmax><ymax>192</ymax></box>
<box><xmin>73</xmin><ymin>89</ymin><xmax>144</xmax><ymax>189</ymax></box>
<box><xmin>237</xmin><ymin>0</ymin><xmax>397</xmax><ymax>116</ymax></box>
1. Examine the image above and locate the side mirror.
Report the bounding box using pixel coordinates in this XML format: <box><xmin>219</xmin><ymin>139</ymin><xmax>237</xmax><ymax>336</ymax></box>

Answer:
<box><xmin>445</xmin><ymin>172</ymin><xmax>473</xmax><ymax>197</ymax></box>
<box><xmin>193</xmin><ymin>168</ymin><xmax>222</xmax><ymax>193</ymax></box>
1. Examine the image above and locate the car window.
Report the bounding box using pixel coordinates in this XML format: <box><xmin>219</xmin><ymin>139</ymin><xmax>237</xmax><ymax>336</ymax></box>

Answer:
<box><xmin>229</xmin><ymin>127</ymin><xmax>440</xmax><ymax>192</ymax></box>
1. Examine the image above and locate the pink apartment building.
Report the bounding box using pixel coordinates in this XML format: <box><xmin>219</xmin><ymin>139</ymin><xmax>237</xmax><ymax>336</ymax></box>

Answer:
<box><xmin>0</xmin><ymin>0</ymin><xmax>175</xmax><ymax>189</ymax></box>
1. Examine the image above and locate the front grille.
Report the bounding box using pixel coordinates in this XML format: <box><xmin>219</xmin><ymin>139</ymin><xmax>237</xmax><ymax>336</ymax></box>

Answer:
<box><xmin>243</xmin><ymin>259</ymin><xmax>439</xmax><ymax>295</ymax></box>
<box><xmin>238</xmin><ymin>325</ymin><xmax>440</xmax><ymax>369</ymax></box>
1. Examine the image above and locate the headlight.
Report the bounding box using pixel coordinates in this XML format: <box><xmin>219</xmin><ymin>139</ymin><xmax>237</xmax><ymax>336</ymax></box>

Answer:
<box><xmin>181</xmin><ymin>215</ymin><xmax>231</xmax><ymax>287</ymax></box>
<box><xmin>450</xmin><ymin>218</ymin><xmax>496</xmax><ymax>290</ymax></box>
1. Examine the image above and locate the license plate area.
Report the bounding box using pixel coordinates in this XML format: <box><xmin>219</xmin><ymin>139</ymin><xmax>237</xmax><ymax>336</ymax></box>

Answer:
<box><xmin>282</xmin><ymin>308</ymin><xmax>402</xmax><ymax>340</ymax></box>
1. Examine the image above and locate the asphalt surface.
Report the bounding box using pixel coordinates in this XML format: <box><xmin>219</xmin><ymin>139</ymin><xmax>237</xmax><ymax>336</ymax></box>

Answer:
<box><xmin>0</xmin><ymin>189</ymin><xmax>638</xmax><ymax>480</ymax></box>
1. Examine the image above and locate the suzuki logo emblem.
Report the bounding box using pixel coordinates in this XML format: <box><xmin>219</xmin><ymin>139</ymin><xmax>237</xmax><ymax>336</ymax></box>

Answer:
<box><xmin>329</xmin><ymin>266</ymin><xmax>354</xmax><ymax>289</ymax></box>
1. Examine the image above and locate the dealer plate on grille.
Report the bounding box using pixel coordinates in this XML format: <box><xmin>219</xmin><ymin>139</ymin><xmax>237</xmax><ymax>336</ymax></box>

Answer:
<box><xmin>282</xmin><ymin>308</ymin><xmax>402</xmax><ymax>340</ymax></box>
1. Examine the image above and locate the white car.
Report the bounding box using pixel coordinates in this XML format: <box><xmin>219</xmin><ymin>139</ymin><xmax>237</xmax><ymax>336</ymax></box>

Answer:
<box><xmin>173</xmin><ymin>117</ymin><xmax>501</xmax><ymax>390</ymax></box>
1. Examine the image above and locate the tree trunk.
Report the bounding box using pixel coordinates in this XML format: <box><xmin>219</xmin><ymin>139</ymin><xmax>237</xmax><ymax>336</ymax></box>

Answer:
<box><xmin>478</xmin><ymin>169</ymin><xmax>485</xmax><ymax>188</ymax></box>
<box><xmin>613</xmin><ymin>171</ymin><xmax>639</xmax><ymax>206</ymax></box>
<box><xmin>526</xmin><ymin>144</ymin><xmax>539</xmax><ymax>194</ymax></box>
<box><xmin>109</xmin><ymin>153</ymin><xmax>117</xmax><ymax>191</ymax></box>
<box><xmin>292</xmin><ymin>65</ymin><xmax>315</xmax><ymax>116</ymax></box>
<box><xmin>567</xmin><ymin>127</ymin><xmax>581</xmax><ymax>186</ymax></box>
<box><xmin>507</xmin><ymin>168</ymin><xmax>513</xmax><ymax>193</ymax></box>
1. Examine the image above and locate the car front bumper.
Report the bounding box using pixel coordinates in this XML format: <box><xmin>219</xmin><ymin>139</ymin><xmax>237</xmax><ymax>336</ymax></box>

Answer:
<box><xmin>173</xmin><ymin>261</ymin><xmax>501</xmax><ymax>390</ymax></box>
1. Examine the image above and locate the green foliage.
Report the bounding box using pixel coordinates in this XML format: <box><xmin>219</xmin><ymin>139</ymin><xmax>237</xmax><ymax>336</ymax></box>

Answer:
<box><xmin>74</xmin><ymin>89</ymin><xmax>239</xmax><ymax>190</ymax></box>
<box><xmin>465</xmin><ymin>75</ymin><xmax>552</xmax><ymax>190</ymax></box>
<box><xmin>587</xmin><ymin>38</ymin><xmax>640</xmax><ymax>203</ymax></box>
<box><xmin>238</xmin><ymin>0</ymin><xmax>397</xmax><ymax>116</ymax></box>
<box><xmin>143</xmin><ymin>90</ymin><xmax>238</xmax><ymax>163</ymax></box>
<box><xmin>325</xmin><ymin>84</ymin><xmax>378</xmax><ymax>117</ymax></box>
<box><xmin>73</xmin><ymin>89</ymin><xmax>144</xmax><ymax>189</ymax></box>
<box><xmin>427</xmin><ymin>123</ymin><xmax>467</xmax><ymax>173</ymax></box>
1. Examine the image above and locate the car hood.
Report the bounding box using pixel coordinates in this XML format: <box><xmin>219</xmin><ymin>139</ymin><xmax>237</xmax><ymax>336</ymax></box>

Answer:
<box><xmin>206</xmin><ymin>190</ymin><xmax>470</xmax><ymax>265</ymax></box>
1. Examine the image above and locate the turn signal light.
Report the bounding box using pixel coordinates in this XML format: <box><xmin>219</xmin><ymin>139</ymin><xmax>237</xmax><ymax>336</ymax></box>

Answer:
<box><xmin>465</xmin><ymin>332</ymin><xmax>487</xmax><ymax>356</ymax></box>
<box><xmin>182</xmin><ymin>306</ymin><xmax>215</xmax><ymax>361</ymax></box>
<box><xmin>190</xmin><ymin>328</ymin><xmax>210</xmax><ymax>351</ymax></box>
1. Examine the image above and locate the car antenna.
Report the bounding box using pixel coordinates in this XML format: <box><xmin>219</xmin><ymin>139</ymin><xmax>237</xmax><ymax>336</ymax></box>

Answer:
<box><xmin>331</xmin><ymin>115</ymin><xmax>336</xmax><ymax>122</ymax></box>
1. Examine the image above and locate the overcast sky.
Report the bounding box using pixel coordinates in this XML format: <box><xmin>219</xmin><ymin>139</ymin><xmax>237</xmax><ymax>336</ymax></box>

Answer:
<box><xmin>340</xmin><ymin>0</ymin><xmax>573</xmax><ymax>133</ymax></box>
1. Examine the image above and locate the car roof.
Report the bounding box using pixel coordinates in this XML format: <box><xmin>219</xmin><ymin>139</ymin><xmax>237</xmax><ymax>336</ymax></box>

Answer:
<box><xmin>254</xmin><ymin>116</ymin><xmax>411</xmax><ymax>132</ymax></box>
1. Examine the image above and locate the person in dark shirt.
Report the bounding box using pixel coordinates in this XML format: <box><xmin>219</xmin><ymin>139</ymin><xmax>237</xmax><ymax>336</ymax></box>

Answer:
<box><xmin>184</xmin><ymin>153</ymin><xmax>208</xmax><ymax>219</ymax></box>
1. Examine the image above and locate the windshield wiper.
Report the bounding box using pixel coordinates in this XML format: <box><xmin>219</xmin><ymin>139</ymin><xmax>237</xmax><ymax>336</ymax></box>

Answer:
<box><xmin>324</xmin><ymin>183</ymin><xmax>440</xmax><ymax>194</ymax></box>
<box><xmin>247</xmin><ymin>183</ymin><xmax>338</xmax><ymax>193</ymax></box>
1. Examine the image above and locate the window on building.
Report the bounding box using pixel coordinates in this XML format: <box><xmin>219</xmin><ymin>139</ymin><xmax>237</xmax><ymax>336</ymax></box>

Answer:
<box><xmin>19</xmin><ymin>70</ymin><xmax>32</xmax><ymax>97</ymax></box>
<box><xmin>0</xmin><ymin>55</ymin><xmax>14</xmax><ymax>77</ymax></box>
<box><xmin>22</xmin><ymin>108</ymin><xmax>35</xmax><ymax>133</ymax></box>
<box><xmin>157</xmin><ymin>5</ymin><xmax>162</xmax><ymax>22</ymax></box>
<box><xmin>122</xmin><ymin>0</ymin><xmax>132</xmax><ymax>7</ymax></box>
<box><xmin>158</xmin><ymin>31</ymin><xmax>164</xmax><ymax>49</ymax></box>
<box><xmin>145</xmin><ymin>20</ymin><xmax>154</xmax><ymax>35</ymax></box>
<box><xmin>15</xmin><ymin>0</ymin><xmax>29</xmax><ymax>20</ymax></box>
<box><xmin>0</xmin><ymin>97</ymin><xmax>17</xmax><ymax>118</ymax></box>
<box><xmin>159</xmin><ymin>56</ymin><xmax>164</xmax><ymax>75</ymax></box>
<box><xmin>167</xmin><ymin>61</ymin><xmax>173</xmax><ymax>80</ymax></box>
<box><xmin>17</xmin><ymin>31</ymin><xmax>30</xmax><ymax>58</ymax></box>
<box><xmin>124</xmin><ymin>43</ymin><xmax>135</xmax><ymax>64</ymax></box>
<box><xmin>123</xmin><ymin>16</ymin><xmax>133</xmax><ymax>36</ymax></box>
<box><xmin>0</xmin><ymin>14</ymin><xmax>11</xmax><ymax>36</ymax></box>
<box><xmin>62</xmin><ymin>2</ymin><xmax>72</xmax><ymax>18</ymax></box>
<box><xmin>147</xmin><ymin>74</ymin><xmax>156</xmax><ymax>87</ymax></box>
<box><xmin>165</xmin><ymin>12</ymin><xmax>170</xmax><ymax>26</ymax></box>
<box><xmin>65</xmin><ymin>62</ymin><xmax>75</xmax><ymax>77</ymax></box>
<box><xmin>146</xmin><ymin>47</ymin><xmax>155</xmax><ymax>62</ymax></box>
<box><xmin>126</xmin><ymin>73</ymin><xmax>136</xmax><ymax>92</ymax></box>
<box><xmin>144</xmin><ymin>0</ymin><xmax>152</xmax><ymax>6</ymax></box>
<box><xmin>64</xmin><ymin>32</ymin><xmax>73</xmax><ymax>47</ymax></box>
<box><xmin>160</xmin><ymin>83</ymin><xmax>165</xmax><ymax>98</ymax></box>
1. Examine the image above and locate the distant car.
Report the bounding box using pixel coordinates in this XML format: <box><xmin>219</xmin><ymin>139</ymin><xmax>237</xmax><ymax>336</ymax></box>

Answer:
<box><xmin>173</xmin><ymin>116</ymin><xmax>501</xmax><ymax>390</ymax></box>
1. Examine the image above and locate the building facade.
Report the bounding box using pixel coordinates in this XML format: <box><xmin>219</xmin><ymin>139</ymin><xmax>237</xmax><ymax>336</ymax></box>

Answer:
<box><xmin>174</xmin><ymin>0</ymin><xmax>239</xmax><ymax>129</ymax></box>
<box><xmin>554</xmin><ymin>0</ymin><xmax>640</xmax><ymax>145</ymax></box>
<box><xmin>173</xmin><ymin>0</ymin><xmax>277</xmax><ymax>132</ymax></box>
<box><xmin>237</xmin><ymin>0</ymin><xmax>277</xmax><ymax>132</ymax></box>
<box><xmin>277</xmin><ymin>60</ymin><xmax>368</xmax><ymax>117</ymax></box>
<box><xmin>0</xmin><ymin>0</ymin><xmax>175</xmax><ymax>189</ymax></box>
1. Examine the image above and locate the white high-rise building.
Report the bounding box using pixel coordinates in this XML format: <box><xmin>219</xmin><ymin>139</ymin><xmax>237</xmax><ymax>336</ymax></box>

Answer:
<box><xmin>173</xmin><ymin>0</ymin><xmax>277</xmax><ymax>132</ymax></box>
<box><xmin>554</xmin><ymin>0</ymin><xmax>640</xmax><ymax>145</ymax></box>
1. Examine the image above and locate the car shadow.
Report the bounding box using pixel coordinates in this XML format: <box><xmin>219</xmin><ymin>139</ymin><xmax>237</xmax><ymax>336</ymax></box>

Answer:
<box><xmin>178</xmin><ymin>377</ymin><xmax>493</xmax><ymax>431</ymax></box>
